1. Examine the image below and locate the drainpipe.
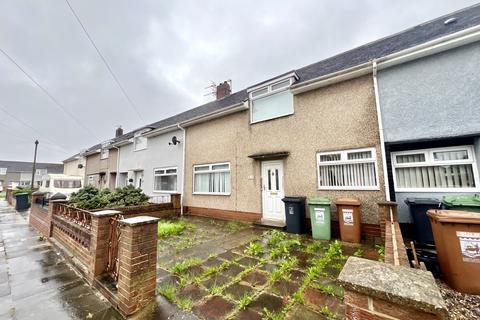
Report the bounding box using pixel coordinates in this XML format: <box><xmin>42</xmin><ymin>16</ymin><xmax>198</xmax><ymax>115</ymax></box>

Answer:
<box><xmin>372</xmin><ymin>60</ymin><xmax>391</xmax><ymax>202</ymax></box>
<box><xmin>177</xmin><ymin>123</ymin><xmax>186</xmax><ymax>216</ymax></box>
<box><xmin>112</xmin><ymin>146</ymin><xmax>120</xmax><ymax>188</ymax></box>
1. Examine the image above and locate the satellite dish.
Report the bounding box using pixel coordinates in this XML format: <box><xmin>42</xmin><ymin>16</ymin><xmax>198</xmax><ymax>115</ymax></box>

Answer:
<box><xmin>169</xmin><ymin>136</ymin><xmax>181</xmax><ymax>145</ymax></box>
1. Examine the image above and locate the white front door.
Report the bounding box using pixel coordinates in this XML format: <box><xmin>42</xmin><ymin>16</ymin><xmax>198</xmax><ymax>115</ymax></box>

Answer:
<box><xmin>261</xmin><ymin>161</ymin><xmax>285</xmax><ymax>222</ymax></box>
<box><xmin>135</xmin><ymin>171</ymin><xmax>144</xmax><ymax>189</ymax></box>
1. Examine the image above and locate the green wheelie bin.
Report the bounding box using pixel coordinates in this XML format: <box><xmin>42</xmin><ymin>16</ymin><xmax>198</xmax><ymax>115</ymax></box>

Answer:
<box><xmin>442</xmin><ymin>195</ymin><xmax>480</xmax><ymax>213</ymax></box>
<box><xmin>307</xmin><ymin>197</ymin><xmax>331</xmax><ymax>240</ymax></box>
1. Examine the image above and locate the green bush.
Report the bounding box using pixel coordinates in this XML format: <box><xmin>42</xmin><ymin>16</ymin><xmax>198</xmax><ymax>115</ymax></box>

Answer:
<box><xmin>69</xmin><ymin>185</ymin><xmax>149</xmax><ymax>210</ymax></box>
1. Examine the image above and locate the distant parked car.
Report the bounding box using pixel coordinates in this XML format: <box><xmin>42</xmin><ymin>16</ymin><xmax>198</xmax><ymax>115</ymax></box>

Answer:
<box><xmin>39</xmin><ymin>174</ymin><xmax>83</xmax><ymax>199</ymax></box>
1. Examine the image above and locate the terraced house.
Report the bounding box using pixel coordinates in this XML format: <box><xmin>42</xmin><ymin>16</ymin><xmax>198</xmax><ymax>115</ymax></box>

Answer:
<box><xmin>65</xmin><ymin>4</ymin><xmax>480</xmax><ymax>240</ymax></box>
<box><xmin>375</xmin><ymin>8</ymin><xmax>480</xmax><ymax>223</ymax></box>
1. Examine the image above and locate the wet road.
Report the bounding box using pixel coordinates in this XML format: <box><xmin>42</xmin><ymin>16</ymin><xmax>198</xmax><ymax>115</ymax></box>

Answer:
<box><xmin>0</xmin><ymin>201</ymin><xmax>121</xmax><ymax>320</ymax></box>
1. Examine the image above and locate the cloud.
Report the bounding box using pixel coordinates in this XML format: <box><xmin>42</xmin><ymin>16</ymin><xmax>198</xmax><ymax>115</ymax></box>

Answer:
<box><xmin>0</xmin><ymin>0</ymin><xmax>476</xmax><ymax>162</ymax></box>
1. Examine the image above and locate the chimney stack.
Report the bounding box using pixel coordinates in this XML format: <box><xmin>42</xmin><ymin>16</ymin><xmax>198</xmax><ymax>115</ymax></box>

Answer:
<box><xmin>115</xmin><ymin>126</ymin><xmax>123</xmax><ymax>138</ymax></box>
<box><xmin>216</xmin><ymin>81</ymin><xmax>231</xmax><ymax>100</ymax></box>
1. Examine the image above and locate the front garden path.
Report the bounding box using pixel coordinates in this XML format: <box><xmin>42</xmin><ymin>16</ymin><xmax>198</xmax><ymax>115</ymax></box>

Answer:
<box><xmin>156</xmin><ymin>216</ymin><xmax>381</xmax><ymax>320</ymax></box>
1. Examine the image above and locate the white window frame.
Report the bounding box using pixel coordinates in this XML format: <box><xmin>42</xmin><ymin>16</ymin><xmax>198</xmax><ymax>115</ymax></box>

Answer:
<box><xmin>153</xmin><ymin>166</ymin><xmax>178</xmax><ymax>193</ymax></box>
<box><xmin>100</xmin><ymin>148</ymin><xmax>109</xmax><ymax>159</ymax></box>
<box><xmin>193</xmin><ymin>162</ymin><xmax>231</xmax><ymax>195</ymax></box>
<box><xmin>133</xmin><ymin>134</ymin><xmax>147</xmax><ymax>151</ymax></box>
<box><xmin>35</xmin><ymin>169</ymin><xmax>47</xmax><ymax>176</ymax></box>
<box><xmin>0</xmin><ymin>168</ymin><xmax>7</xmax><ymax>175</ymax></box>
<box><xmin>316</xmin><ymin>147</ymin><xmax>380</xmax><ymax>191</ymax></box>
<box><xmin>392</xmin><ymin>145</ymin><xmax>479</xmax><ymax>192</ymax></box>
<box><xmin>248</xmin><ymin>74</ymin><xmax>296</xmax><ymax>124</ymax></box>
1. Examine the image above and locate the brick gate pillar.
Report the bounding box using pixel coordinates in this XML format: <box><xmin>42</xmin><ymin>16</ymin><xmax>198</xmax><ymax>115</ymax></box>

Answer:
<box><xmin>88</xmin><ymin>210</ymin><xmax>121</xmax><ymax>283</ymax></box>
<box><xmin>117</xmin><ymin>216</ymin><xmax>159</xmax><ymax>317</ymax></box>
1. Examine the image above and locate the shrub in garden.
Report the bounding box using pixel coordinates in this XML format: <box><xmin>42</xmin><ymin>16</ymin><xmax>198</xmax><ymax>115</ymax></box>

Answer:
<box><xmin>69</xmin><ymin>185</ymin><xmax>149</xmax><ymax>209</ymax></box>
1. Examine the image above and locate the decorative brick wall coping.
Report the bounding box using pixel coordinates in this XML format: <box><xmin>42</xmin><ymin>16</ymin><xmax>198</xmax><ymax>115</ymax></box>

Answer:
<box><xmin>90</xmin><ymin>209</ymin><xmax>121</xmax><ymax>217</ymax></box>
<box><xmin>338</xmin><ymin>257</ymin><xmax>449</xmax><ymax>319</ymax></box>
<box><xmin>119</xmin><ymin>216</ymin><xmax>159</xmax><ymax>226</ymax></box>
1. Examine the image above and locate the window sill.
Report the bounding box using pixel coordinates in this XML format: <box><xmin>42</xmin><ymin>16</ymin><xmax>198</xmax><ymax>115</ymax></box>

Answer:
<box><xmin>133</xmin><ymin>148</ymin><xmax>147</xmax><ymax>152</ymax></box>
<box><xmin>317</xmin><ymin>187</ymin><xmax>380</xmax><ymax>191</ymax></box>
<box><xmin>153</xmin><ymin>190</ymin><xmax>178</xmax><ymax>194</ymax></box>
<box><xmin>250</xmin><ymin>111</ymin><xmax>294</xmax><ymax>125</ymax></box>
<box><xmin>395</xmin><ymin>188</ymin><xmax>480</xmax><ymax>193</ymax></box>
<box><xmin>192</xmin><ymin>192</ymin><xmax>231</xmax><ymax>196</ymax></box>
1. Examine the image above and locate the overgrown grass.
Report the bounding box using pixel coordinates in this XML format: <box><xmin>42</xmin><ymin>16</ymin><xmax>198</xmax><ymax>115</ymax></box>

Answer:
<box><xmin>244</xmin><ymin>242</ymin><xmax>264</xmax><ymax>256</ymax></box>
<box><xmin>158</xmin><ymin>284</ymin><xmax>177</xmax><ymax>301</ymax></box>
<box><xmin>172</xmin><ymin>257</ymin><xmax>202</xmax><ymax>275</ymax></box>
<box><xmin>238</xmin><ymin>293</ymin><xmax>255</xmax><ymax>310</ymax></box>
<box><xmin>226</xmin><ymin>221</ymin><xmax>247</xmax><ymax>232</ymax></box>
<box><xmin>158</xmin><ymin>220</ymin><xmax>195</xmax><ymax>238</ymax></box>
<box><xmin>263</xmin><ymin>308</ymin><xmax>283</xmax><ymax>320</ymax></box>
<box><xmin>158</xmin><ymin>284</ymin><xmax>193</xmax><ymax>311</ymax></box>
<box><xmin>376</xmin><ymin>245</ymin><xmax>385</xmax><ymax>262</ymax></box>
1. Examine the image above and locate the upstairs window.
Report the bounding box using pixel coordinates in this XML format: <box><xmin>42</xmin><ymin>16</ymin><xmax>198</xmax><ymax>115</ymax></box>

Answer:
<box><xmin>392</xmin><ymin>146</ymin><xmax>478</xmax><ymax>192</ymax></box>
<box><xmin>100</xmin><ymin>148</ymin><xmax>109</xmax><ymax>159</ymax></box>
<box><xmin>134</xmin><ymin>135</ymin><xmax>147</xmax><ymax>151</ymax></box>
<box><xmin>317</xmin><ymin>148</ymin><xmax>379</xmax><ymax>190</ymax></box>
<box><xmin>193</xmin><ymin>162</ymin><xmax>231</xmax><ymax>195</ymax></box>
<box><xmin>35</xmin><ymin>169</ymin><xmax>47</xmax><ymax>176</ymax></box>
<box><xmin>154</xmin><ymin>167</ymin><xmax>178</xmax><ymax>192</ymax></box>
<box><xmin>249</xmin><ymin>76</ymin><xmax>295</xmax><ymax>123</ymax></box>
<box><xmin>0</xmin><ymin>168</ymin><xmax>7</xmax><ymax>175</ymax></box>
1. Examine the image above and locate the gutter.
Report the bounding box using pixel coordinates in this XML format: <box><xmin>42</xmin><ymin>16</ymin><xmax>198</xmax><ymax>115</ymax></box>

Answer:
<box><xmin>177</xmin><ymin>123</ymin><xmax>186</xmax><ymax>216</ymax></box>
<box><xmin>372</xmin><ymin>60</ymin><xmax>391</xmax><ymax>202</ymax></box>
<box><xmin>292</xmin><ymin>25</ymin><xmax>480</xmax><ymax>94</ymax></box>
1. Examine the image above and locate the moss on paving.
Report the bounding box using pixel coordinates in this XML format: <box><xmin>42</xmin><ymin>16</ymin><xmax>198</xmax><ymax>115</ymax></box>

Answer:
<box><xmin>157</xmin><ymin>219</ymin><xmax>378</xmax><ymax>319</ymax></box>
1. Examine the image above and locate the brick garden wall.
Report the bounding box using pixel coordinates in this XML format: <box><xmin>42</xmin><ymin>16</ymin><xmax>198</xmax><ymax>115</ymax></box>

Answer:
<box><xmin>26</xmin><ymin>193</ymin><xmax>181</xmax><ymax>318</ymax></box>
<box><xmin>29</xmin><ymin>203</ymin><xmax>50</xmax><ymax>238</ymax></box>
<box><xmin>51</xmin><ymin>225</ymin><xmax>91</xmax><ymax>273</ymax></box>
<box><xmin>339</xmin><ymin>202</ymin><xmax>448</xmax><ymax>320</ymax></box>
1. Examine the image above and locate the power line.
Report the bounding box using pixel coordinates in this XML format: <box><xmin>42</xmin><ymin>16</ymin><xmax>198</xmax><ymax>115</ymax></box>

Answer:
<box><xmin>0</xmin><ymin>103</ymin><xmax>69</xmax><ymax>151</ymax></box>
<box><xmin>0</xmin><ymin>47</ymin><xmax>99</xmax><ymax>140</ymax></box>
<box><xmin>64</xmin><ymin>0</ymin><xmax>145</xmax><ymax>123</ymax></box>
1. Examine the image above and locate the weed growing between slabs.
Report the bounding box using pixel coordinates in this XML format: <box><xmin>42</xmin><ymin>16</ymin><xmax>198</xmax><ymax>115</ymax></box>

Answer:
<box><xmin>155</xmin><ymin>219</ymin><xmax>381</xmax><ymax>320</ymax></box>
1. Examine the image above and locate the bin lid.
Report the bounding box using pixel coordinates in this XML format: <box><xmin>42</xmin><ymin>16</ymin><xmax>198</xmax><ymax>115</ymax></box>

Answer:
<box><xmin>427</xmin><ymin>209</ymin><xmax>480</xmax><ymax>224</ymax></box>
<box><xmin>14</xmin><ymin>193</ymin><xmax>28</xmax><ymax>196</ymax></box>
<box><xmin>308</xmin><ymin>197</ymin><xmax>331</xmax><ymax>205</ymax></box>
<box><xmin>281</xmin><ymin>196</ymin><xmax>306</xmax><ymax>203</ymax></box>
<box><xmin>442</xmin><ymin>195</ymin><xmax>480</xmax><ymax>207</ymax></box>
<box><xmin>334</xmin><ymin>197</ymin><xmax>360</xmax><ymax>206</ymax></box>
<box><xmin>404</xmin><ymin>198</ymin><xmax>441</xmax><ymax>206</ymax></box>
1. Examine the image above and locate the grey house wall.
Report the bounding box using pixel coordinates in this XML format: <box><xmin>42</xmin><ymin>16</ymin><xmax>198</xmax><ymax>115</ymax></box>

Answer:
<box><xmin>378</xmin><ymin>42</ymin><xmax>480</xmax><ymax>222</ymax></box>
<box><xmin>118</xmin><ymin>129</ymin><xmax>184</xmax><ymax>197</ymax></box>
<box><xmin>378</xmin><ymin>41</ymin><xmax>480</xmax><ymax>143</ymax></box>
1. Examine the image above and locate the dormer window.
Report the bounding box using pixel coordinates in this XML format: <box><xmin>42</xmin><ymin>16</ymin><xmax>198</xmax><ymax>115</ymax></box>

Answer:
<box><xmin>249</xmin><ymin>73</ymin><xmax>296</xmax><ymax>123</ymax></box>
<box><xmin>134</xmin><ymin>134</ymin><xmax>147</xmax><ymax>151</ymax></box>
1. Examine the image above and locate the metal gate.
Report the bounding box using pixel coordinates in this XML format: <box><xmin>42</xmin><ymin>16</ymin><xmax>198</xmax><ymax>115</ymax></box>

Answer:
<box><xmin>106</xmin><ymin>214</ymin><xmax>123</xmax><ymax>283</ymax></box>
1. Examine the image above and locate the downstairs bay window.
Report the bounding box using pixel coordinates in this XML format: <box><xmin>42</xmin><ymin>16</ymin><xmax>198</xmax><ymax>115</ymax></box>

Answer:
<box><xmin>193</xmin><ymin>162</ymin><xmax>231</xmax><ymax>195</ymax></box>
<box><xmin>153</xmin><ymin>167</ymin><xmax>177</xmax><ymax>192</ymax></box>
<box><xmin>392</xmin><ymin>146</ymin><xmax>479</xmax><ymax>192</ymax></box>
<box><xmin>317</xmin><ymin>148</ymin><xmax>379</xmax><ymax>190</ymax></box>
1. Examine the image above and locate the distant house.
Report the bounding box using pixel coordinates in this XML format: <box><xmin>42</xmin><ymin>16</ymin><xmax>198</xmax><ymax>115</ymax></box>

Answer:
<box><xmin>0</xmin><ymin>160</ymin><xmax>63</xmax><ymax>189</ymax></box>
<box><xmin>63</xmin><ymin>153</ymin><xmax>86</xmax><ymax>178</ymax></box>
<box><xmin>115</xmin><ymin>124</ymin><xmax>184</xmax><ymax>202</ymax></box>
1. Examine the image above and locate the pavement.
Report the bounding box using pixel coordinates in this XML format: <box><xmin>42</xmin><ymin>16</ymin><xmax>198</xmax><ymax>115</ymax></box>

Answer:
<box><xmin>0</xmin><ymin>200</ymin><xmax>121</xmax><ymax>320</ymax></box>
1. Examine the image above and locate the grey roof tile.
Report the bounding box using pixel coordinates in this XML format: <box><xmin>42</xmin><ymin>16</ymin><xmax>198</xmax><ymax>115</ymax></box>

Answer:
<box><xmin>77</xmin><ymin>4</ymin><xmax>480</xmax><ymax>156</ymax></box>
<box><xmin>0</xmin><ymin>160</ymin><xmax>63</xmax><ymax>173</ymax></box>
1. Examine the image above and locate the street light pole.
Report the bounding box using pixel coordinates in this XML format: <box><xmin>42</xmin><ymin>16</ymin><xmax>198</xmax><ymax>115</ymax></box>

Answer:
<box><xmin>30</xmin><ymin>140</ymin><xmax>39</xmax><ymax>188</ymax></box>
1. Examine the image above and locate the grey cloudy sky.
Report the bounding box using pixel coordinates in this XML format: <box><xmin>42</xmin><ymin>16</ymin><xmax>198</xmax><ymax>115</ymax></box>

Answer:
<box><xmin>0</xmin><ymin>0</ymin><xmax>477</xmax><ymax>163</ymax></box>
